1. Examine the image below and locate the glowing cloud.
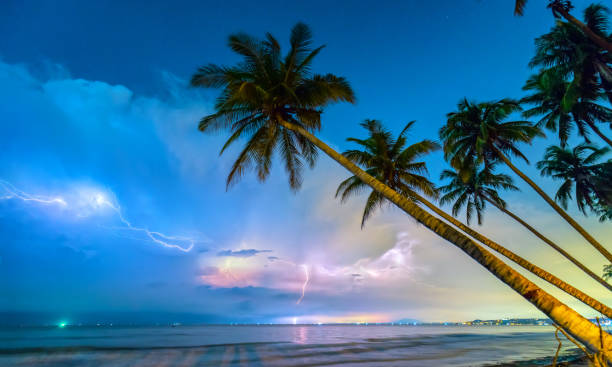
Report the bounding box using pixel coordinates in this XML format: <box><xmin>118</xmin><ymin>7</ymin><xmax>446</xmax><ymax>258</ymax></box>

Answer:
<box><xmin>197</xmin><ymin>233</ymin><xmax>419</xmax><ymax>309</ymax></box>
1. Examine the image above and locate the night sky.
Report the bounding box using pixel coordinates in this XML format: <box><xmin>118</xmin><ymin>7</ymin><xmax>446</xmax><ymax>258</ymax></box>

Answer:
<box><xmin>1</xmin><ymin>0</ymin><xmax>610</xmax><ymax>325</ymax></box>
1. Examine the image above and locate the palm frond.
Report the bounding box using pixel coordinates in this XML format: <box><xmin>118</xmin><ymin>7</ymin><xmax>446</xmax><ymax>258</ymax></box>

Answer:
<box><xmin>361</xmin><ymin>191</ymin><xmax>384</xmax><ymax>228</ymax></box>
<box><xmin>514</xmin><ymin>0</ymin><xmax>528</xmax><ymax>16</ymax></box>
<box><xmin>584</xmin><ymin>4</ymin><xmax>610</xmax><ymax>37</ymax></box>
<box><xmin>335</xmin><ymin>176</ymin><xmax>368</xmax><ymax>203</ymax></box>
<box><xmin>280</xmin><ymin>129</ymin><xmax>303</xmax><ymax>190</ymax></box>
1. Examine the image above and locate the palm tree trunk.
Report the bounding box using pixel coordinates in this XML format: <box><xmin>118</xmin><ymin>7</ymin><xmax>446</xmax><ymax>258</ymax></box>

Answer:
<box><xmin>555</xmin><ymin>7</ymin><xmax>612</xmax><ymax>55</ymax></box>
<box><xmin>585</xmin><ymin>120</ymin><xmax>612</xmax><ymax>148</ymax></box>
<box><xmin>278</xmin><ymin>118</ymin><xmax>612</xmax><ymax>357</ymax></box>
<box><xmin>411</xmin><ymin>193</ymin><xmax>612</xmax><ymax>317</ymax></box>
<box><xmin>492</xmin><ymin>146</ymin><xmax>612</xmax><ymax>263</ymax></box>
<box><xmin>483</xmin><ymin>197</ymin><xmax>612</xmax><ymax>292</ymax></box>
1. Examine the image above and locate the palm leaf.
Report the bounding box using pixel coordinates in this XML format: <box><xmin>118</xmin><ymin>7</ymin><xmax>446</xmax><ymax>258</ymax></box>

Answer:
<box><xmin>514</xmin><ymin>0</ymin><xmax>528</xmax><ymax>16</ymax></box>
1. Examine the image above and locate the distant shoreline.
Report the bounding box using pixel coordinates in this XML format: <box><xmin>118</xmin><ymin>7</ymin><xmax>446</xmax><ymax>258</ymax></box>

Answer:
<box><xmin>1</xmin><ymin>322</ymin><xmax>561</xmax><ymax>329</ymax></box>
<box><xmin>0</xmin><ymin>318</ymin><xmax>563</xmax><ymax>328</ymax></box>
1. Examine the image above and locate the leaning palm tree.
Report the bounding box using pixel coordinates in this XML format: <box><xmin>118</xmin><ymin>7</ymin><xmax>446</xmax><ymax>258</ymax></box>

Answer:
<box><xmin>514</xmin><ymin>0</ymin><xmax>612</xmax><ymax>54</ymax></box>
<box><xmin>440</xmin><ymin>98</ymin><xmax>612</xmax><ymax>262</ymax></box>
<box><xmin>522</xmin><ymin>69</ymin><xmax>612</xmax><ymax>148</ymax></box>
<box><xmin>335</xmin><ymin>120</ymin><xmax>439</xmax><ymax>227</ymax></box>
<box><xmin>439</xmin><ymin>164</ymin><xmax>612</xmax><ymax>291</ymax></box>
<box><xmin>537</xmin><ymin>143</ymin><xmax>612</xmax><ymax>217</ymax></box>
<box><xmin>337</xmin><ymin>121</ymin><xmax>612</xmax><ymax>313</ymax></box>
<box><xmin>529</xmin><ymin>4</ymin><xmax>612</xmax><ymax>106</ymax></box>
<box><xmin>191</xmin><ymin>23</ymin><xmax>612</xmax><ymax>357</ymax></box>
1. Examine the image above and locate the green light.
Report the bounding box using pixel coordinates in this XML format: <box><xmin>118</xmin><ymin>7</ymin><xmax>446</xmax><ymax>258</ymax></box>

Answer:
<box><xmin>58</xmin><ymin>322</ymin><xmax>67</xmax><ymax>328</ymax></box>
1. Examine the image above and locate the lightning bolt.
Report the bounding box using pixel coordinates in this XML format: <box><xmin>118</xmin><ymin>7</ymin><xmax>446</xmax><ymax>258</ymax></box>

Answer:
<box><xmin>0</xmin><ymin>179</ymin><xmax>195</xmax><ymax>252</ymax></box>
<box><xmin>0</xmin><ymin>180</ymin><xmax>67</xmax><ymax>206</ymax></box>
<box><xmin>269</xmin><ymin>257</ymin><xmax>310</xmax><ymax>305</ymax></box>
<box><xmin>94</xmin><ymin>194</ymin><xmax>194</xmax><ymax>252</ymax></box>
<box><xmin>296</xmin><ymin>264</ymin><xmax>309</xmax><ymax>305</ymax></box>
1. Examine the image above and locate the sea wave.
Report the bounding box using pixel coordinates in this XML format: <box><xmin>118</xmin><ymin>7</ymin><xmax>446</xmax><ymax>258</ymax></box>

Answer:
<box><xmin>0</xmin><ymin>326</ymin><xmax>586</xmax><ymax>366</ymax></box>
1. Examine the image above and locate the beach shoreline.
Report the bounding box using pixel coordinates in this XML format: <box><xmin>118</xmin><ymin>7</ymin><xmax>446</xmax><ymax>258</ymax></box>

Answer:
<box><xmin>0</xmin><ymin>324</ymin><xmax>592</xmax><ymax>366</ymax></box>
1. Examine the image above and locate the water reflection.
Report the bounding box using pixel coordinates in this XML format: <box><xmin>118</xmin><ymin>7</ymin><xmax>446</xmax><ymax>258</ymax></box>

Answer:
<box><xmin>292</xmin><ymin>325</ymin><xmax>309</xmax><ymax>344</ymax></box>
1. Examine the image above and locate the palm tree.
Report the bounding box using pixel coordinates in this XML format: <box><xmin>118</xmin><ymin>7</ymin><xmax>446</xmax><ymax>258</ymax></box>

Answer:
<box><xmin>440</xmin><ymin>98</ymin><xmax>612</xmax><ymax>262</ymax></box>
<box><xmin>191</xmin><ymin>23</ymin><xmax>612</xmax><ymax>357</ymax></box>
<box><xmin>337</xmin><ymin>122</ymin><xmax>612</xmax><ymax>314</ymax></box>
<box><xmin>439</xmin><ymin>164</ymin><xmax>612</xmax><ymax>291</ymax></box>
<box><xmin>529</xmin><ymin>4</ymin><xmax>612</xmax><ymax>106</ymax></box>
<box><xmin>335</xmin><ymin>120</ymin><xmax>439</xmax><ymax>227</ymax></box>
<box><xmin>514</xmin><ymin>1</ymin><xmax>612</xmax><ymax>55</ymax></box>
<box><xmin>191</xmin><ymin>23</ymin><xmax>354</xmax><ymax>191</ymax></box>
<box><xmin>522</xmin><ymin>69</ymin><xmax>612</xmax><ymax>148</ymax></box>
<box><xmin>537</xmin><ymin>143</ymin><xmax>612</xmax><ymax>216</ymax></box>
<box><xmin>439</xmin><ymin>165</ymin><xmax>517</xmax><ymax>226</ymax></box>
<box><xmin>440</xmin><ymin>98</ymin><xmax>541</xmax><ymax>168</ymax></box>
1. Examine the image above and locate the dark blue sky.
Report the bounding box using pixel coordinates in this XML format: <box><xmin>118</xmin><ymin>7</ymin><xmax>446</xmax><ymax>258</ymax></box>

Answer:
<box><xmin>1</xmin><ymin>0</ymin><xmax>610</xmax><ymax>325</ymax></box>
<box><xmin>0</xmin><ymin>0</ymin><xmax>551</xmax><ymax>138</ymax></box>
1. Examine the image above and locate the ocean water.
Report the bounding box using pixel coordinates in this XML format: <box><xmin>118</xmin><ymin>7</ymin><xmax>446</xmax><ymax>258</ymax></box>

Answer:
<box><xmin>0</xmin><ymin>325</ymin><xmax>583</xmax><ymax>366</ymax></box>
